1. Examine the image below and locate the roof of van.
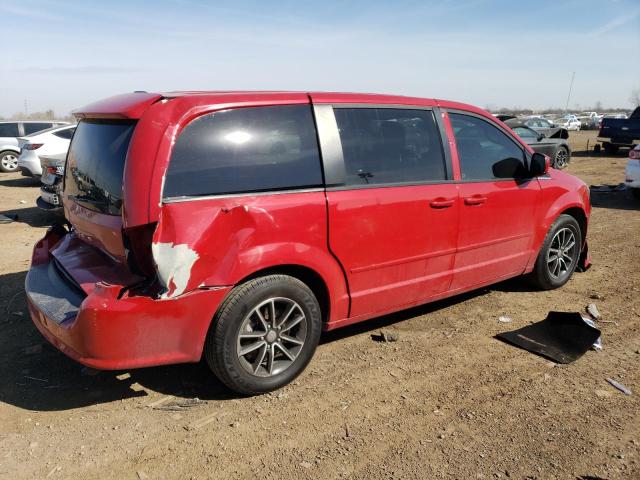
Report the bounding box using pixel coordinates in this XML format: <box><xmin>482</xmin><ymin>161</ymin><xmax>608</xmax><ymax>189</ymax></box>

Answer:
<box><xmin>72</xmin><ymin>91</ymin><xmax>487</xmax><ymax>120</ymax></box>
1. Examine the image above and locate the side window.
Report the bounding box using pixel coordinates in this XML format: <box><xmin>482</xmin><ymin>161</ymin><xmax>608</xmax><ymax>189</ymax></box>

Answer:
<box><xmin>449</xmin><ymin>113</ymin><xmax>526</xmax><ymax>181</ymax></box>
<box><xmin>164</xmin><ymin>105</ymin><xmax>323</xmax><ymax>198</ymax></box>
<box><xmin>513</xmin><ymin>126</ymin><xmax>537</xmax><ymax>139</ymax></box>
<box><xmin>53</xmin><ymin>128</ymin><xmax>75</xmax><ymax>140</ymax></box>
<box><xmin>333</xmin><ymin>108</ymin><xmax>446</xmax><ymax>185</ymax></box>
<box><xmin>23</xmin><ymin>122</ymin><xmax>53</xmax><ymax>135</ymax></box>
<box><xmin>0</xmin><ymin>123</ymin><xmax>19</xmax><ymax>137</ymax></box>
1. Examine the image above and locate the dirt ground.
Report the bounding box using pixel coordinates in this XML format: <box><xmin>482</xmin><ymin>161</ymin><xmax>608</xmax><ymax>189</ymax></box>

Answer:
<box><xmin>0</xmin><ymin>130</ymin><xmax>638</xmax><ymax>480</ymax></box>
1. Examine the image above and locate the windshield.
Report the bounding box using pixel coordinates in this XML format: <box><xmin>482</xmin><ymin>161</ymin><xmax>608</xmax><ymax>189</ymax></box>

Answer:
<box><xmin>64</xmin><ymin>119</ymin><xmax>136</xmax><ymax>215</ymax></box>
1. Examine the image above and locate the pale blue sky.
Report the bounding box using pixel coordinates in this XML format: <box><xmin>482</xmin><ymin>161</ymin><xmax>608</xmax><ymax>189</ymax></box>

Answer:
<box><xmin>1</xmin><ymin>0</ymin><xmax>639</xmax><ymax>117</ymax></box>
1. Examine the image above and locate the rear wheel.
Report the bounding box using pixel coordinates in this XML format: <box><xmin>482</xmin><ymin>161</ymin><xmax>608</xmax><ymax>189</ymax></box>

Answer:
<box><xmin>632</xmin><ymin>188</ymin><xmax>640</xmax><ymax>200</ymax></box>
<box><xmin>204</xmin><ymin>275</ymin><xmax>322</xmax><ymax>395</ymax></box>
<box><xmin>530</xmin><ymin>214</ymin><xmax>581</xmax><ymax>290</ymax></box>
<box><xmin>0</xmin><ymin>151</ymin><xmax>18</xmax><ymax>173</ymax></box>
<box><xmin>553</xmin><ymin>146</ymin><xmax>569</xmax><ymax>169</ymax></box>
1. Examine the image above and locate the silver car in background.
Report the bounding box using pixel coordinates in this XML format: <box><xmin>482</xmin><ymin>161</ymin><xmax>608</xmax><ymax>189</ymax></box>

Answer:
<box><xmin>0</xmin><ymin>121</ymin><xmax>68</xmax><ymax>172</ymax></box>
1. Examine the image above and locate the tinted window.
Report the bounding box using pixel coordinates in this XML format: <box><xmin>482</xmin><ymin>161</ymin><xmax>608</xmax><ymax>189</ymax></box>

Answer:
<box><xmin>164</xmin><ymin>105</ymin><xmax>322</xmax><ymax>198</ymax></box>
<box><xmin>23</xmin><ymin>122</ymin><xmax>53</xmax><ymax>135</ymax></box>
<box><xmin>0</xmin><ymin>123</ymin><xmax>19</xmax><ymax>137</ymax></box>
<box><xmin>513</xmin><ymin>126</ymin><xmax>538</xmax><ymax>139</ymax></box>
<box><xmin>450</xmin><ymin>113</ymin><xmax>526</xmax><ymax>180</ymax></box>
<box><xmin>334</xmin><ymin>108</ymin><xmax>446</xmax><ymax>185</ymax></box>
<box><xmin>65</xmin><ymin>120</ymin><xmax>136</xmax><ymax>215</ymax></box>
<box><xmin>53</xmin><ymin>127</ymin><xmax>76</xmax><ymax>140</ymax></box>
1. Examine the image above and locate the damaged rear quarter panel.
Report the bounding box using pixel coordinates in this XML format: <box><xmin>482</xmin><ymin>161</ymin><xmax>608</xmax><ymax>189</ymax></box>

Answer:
<box><xmin>152</xmin><ymin>192</ymin><xmax>350</xmax><ymax>321</ymax></box>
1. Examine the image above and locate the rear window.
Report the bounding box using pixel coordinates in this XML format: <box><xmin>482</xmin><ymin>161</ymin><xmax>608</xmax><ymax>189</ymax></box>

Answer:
<box><xmin>163</xmin><ymin>105</ymin><xmax>323</xmax><ymax>199</ymax></box>
<box><xmin>53</xmin><ymin>127</ymin><xmax>76</xmax><ymax>140</ymax></box>
<box><xmin>64</xmin><ymin>119</ymin><xmax>136</xmax><ymax>215</ymax></box>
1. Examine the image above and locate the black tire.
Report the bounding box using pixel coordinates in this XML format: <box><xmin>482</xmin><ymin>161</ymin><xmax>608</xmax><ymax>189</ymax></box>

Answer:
<box><xmin>593</xmin><ymin>144</ymin><xmax>601</xmax><ymax>153</ymax></box>
<box><xmin>632</xmin><ymin>188</ymin><xmax>640</xmax><ymax>200</ymax></box>
<box><xmin>529</xmin><ymin>214</ymin><xmax>582</xmax><ymax>290</ymax></box>
<box><xmin>0</xmin><ymin>150</ymin><xmax>19</xmax><ymax>173</ymax></box>
<box><xmin>553</xmin><ymin>146</ymin><xmax>570</xmax><ymax>169</ymax></box>
<box><xmin>603</xmin><ymin>143</ymin><xmax>619</xmax><ymax>155</ymax></box>
<box><xmin>204</xmin><ymin>275</ymin><xmax>322</xmax><ymax>395</ymax></box>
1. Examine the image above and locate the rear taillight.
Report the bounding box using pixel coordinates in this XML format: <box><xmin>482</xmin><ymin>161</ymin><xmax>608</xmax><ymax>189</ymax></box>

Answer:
<box><xmin>123</xmin><ymin>222</ymin><xmax>158</xmax><ymax>277</ymax></box>
<box><xmin>46</xmin><ymin>166</ymin><xmax>64</xmax><ymax>175</ymax></box>
<box><xmin>23</xmin><ymin>143</ymin><xmax>44</xmax><ymax>150</ymax></box>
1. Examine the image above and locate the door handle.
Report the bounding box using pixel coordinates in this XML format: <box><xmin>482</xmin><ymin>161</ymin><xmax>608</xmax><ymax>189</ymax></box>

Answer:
<box><xmin>429</xmin><ymin>198</ymin><xmax>455</xmax><ymax>209</ymax></box>
<box><xmin>463</xmin><ymin>195</ymin><xmax>487</xmax><ymax>206</ymax></box>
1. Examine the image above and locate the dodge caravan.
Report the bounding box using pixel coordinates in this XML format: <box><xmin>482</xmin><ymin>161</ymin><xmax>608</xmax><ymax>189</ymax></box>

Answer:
<box><xmin>26</xmin><ymin>91</ymin><xmax>591</xmax><ymax>394</ymax></box>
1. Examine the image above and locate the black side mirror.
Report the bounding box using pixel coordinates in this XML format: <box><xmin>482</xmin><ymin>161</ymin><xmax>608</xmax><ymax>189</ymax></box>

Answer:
<box><xmin>530</xmin><ymin>152</ymin><xmax>550</xmax><ymax>177</ymax></box>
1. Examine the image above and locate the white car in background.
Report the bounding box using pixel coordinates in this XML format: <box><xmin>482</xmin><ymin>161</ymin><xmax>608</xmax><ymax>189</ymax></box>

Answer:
<box><xmin>553</xmin><ymin>114</ymin><xmax>582</xmax><ymax>131</ymax></box>
<box><xmin>17</xmin><ymin>124</ymin><xmax>76</xmax><ymax>178</ymax></box>
<box><xmin>626</xmin><ymin>145</ymin><xmax>640</xmax><ymax>200</ymax></box>
<box><xmin>0</xmin><ymin>120</ymin><xmax>68</xmax><ymax>172</ymax></box>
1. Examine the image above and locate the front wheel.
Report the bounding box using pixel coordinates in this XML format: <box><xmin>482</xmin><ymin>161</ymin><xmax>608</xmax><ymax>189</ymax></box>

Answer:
<box><xmin>0</xmin><ymin>151</ymin><xmax>19</xmax><ymax>173</ymax></box>
<box><xmin>204</xmin><ymin>275</ymin><xmax>322</xmax><ymax>395</ymax></box>
<box><xmin>553</xmin><ymin>146</ymin><xmax>570</xmax><ymax>169</ymax></box>
<box><xmin>529</xmin><ymin>214</ymin><xmax>581</xmax><ymax>290</ymax></box>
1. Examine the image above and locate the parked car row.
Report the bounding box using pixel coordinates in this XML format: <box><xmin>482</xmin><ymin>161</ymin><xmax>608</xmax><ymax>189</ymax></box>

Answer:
<box><xmin>0</xmin><ymin>120</ymin><xmax>75</xmax><ymax>210</ymax></box>
<box><xmin>0</xmin><ymin>121</ymin><xmax>68</xmax><ymax>172</ymax></box>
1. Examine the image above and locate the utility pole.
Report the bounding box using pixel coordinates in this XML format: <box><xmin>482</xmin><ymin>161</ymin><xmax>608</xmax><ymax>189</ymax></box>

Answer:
<box><xmin>564</xmin><ymin>72</ymin><xmax>575</xmax><ymax>112</ymax></box>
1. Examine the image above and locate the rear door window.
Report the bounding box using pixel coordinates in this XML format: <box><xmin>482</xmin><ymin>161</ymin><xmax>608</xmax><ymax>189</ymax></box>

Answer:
<box><xmin>23</xmin><ymin>122</ymin><xmax>53</xmax><ymax>135</ymax></box>
<box><xmin>333</xmin><ymin>108</ymin><xmax>446</xmax><ymax>185</ymax></box>
<box><xmin>449</xmin><ymin>113</ymin><xmax>526</xmax><ymax>180</ymax></box>
<box><xmin>164</xmin><ymin>105</ymin><xmax>323</xmax><ymax>199</ymax></box>
<box><xmin>53</xmin><ymin>127</ymin><xmax>76</xmax><ymax>140</ymax></box>
<box><xmin>65</xmin><ymin>120</ymin><xmax>136</xmax><ymax>215</ymax></box>
<box><xmin>0</xmin><ymin>123</ymin><xmax>19</xmax><ymax>137</ymax></box>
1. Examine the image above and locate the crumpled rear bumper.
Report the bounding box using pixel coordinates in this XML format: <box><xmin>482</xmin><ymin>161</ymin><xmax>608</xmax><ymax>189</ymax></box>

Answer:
<box><xmin>26</xmin><ymin>228</ymin><xmax>231</xmax><ymax>370</ymax></box>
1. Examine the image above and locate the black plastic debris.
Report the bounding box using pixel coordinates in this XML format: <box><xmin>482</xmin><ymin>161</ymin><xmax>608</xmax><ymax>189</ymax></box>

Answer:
<box><xmin>371</xmin><ymin>331</ymin><xmax>399</xmax><ymax>343</ymax></box>
<box><xmin>496</xmin><ymin>311</ymin><xmax>601</xmax><ymax>364</ymax></box>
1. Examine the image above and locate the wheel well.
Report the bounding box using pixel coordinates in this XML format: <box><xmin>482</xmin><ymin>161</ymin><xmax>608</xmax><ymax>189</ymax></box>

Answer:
<box><xmin>238</xmin><ymin>265</ymin><xmax>330</xmax><ymax>323</ymax></box>
<box><xmin>560</xmin><ymin>207</ymin><xmax>587</xmax><ymax>241</ymax></box>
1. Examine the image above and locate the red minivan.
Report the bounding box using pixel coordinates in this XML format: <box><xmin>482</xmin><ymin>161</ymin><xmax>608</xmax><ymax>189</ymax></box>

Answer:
<box><xmin>26</xmin><ymin>91</ymin><xmax>591</xmax><ymax>394</ymax></box>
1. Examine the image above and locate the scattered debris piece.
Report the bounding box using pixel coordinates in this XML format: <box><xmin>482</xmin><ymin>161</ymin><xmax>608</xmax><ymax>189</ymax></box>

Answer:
<box><xmin>116</xmin><ymin>373</ymin><xmax>131</xmax><ymax>381</ymax></box>
<box><xmin>498</xmin><ymin>316</ymin><xmax>513</xmax><ymax>323</ymax></box>
<box><xmin>153</xmin><ymin>397</ymin><xmax>206</xmax><ymax>411</ymax></box>
<box><xmin>606</xmin><ymin>378</ymin><xmax>632</xmax><ymax>395</ymax></box>
<box><xmin>136</xmin><ymin>471</ymin><xmax>149</xmax><ymax>480</ymax></box>
<box><xmin>589</xmin><ymin>293</ymin><xmax>605</xmax><ymax>300</ymax></box>
<box><xmin>345</xmin><ymin>424</ymin><xmax>351</xmax><ymax>438</ymax></box>
<box><xmin>19</xmin><ymin>200</ymin><xmax>27</xmax><ymax>204</ymax></box>
<box><xmin>496</xmin><ymin>311</ymin><xmax>601</xmax><ymax>364</ymax></box>
<box><xmin>586</xmin><ymin>303</ymin><xmax>601</xmax><ymax>320</ymax></box>
<box><xmin>371</xmin><ymin>331</ymin><xmax>399</xmax><ymax>342</ymax></box>
<box><xmin>599</xmin><ymin>319</ymin><xmax>619</xmax><ymax>326</ymax></box>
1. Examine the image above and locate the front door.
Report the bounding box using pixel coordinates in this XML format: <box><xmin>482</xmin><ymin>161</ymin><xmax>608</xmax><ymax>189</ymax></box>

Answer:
<box><xmin>446</xmin><ymin>112</ymin><xmax>541</xmax><ymax>291</ymax></box>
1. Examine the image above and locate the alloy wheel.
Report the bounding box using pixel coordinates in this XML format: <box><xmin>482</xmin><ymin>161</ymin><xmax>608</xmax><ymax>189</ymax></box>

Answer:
<box><xmin>1</xmin><ymin>153</ymin><xmax>18</xmax><ymax>171</ymax></box>
<box><xmin>546</xmin><ymin>227</ymin><xmax>577</xmax><ymax>279</ymax></box>
<box><xmin>236</xmin><ymin>297</ymin><xmax>307</xmax><ymax>377</ymax></box>
<box><xmin>554</xmin><ymin>148</ymin><xmax>568</xmax><ymax>169</ymax></box>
